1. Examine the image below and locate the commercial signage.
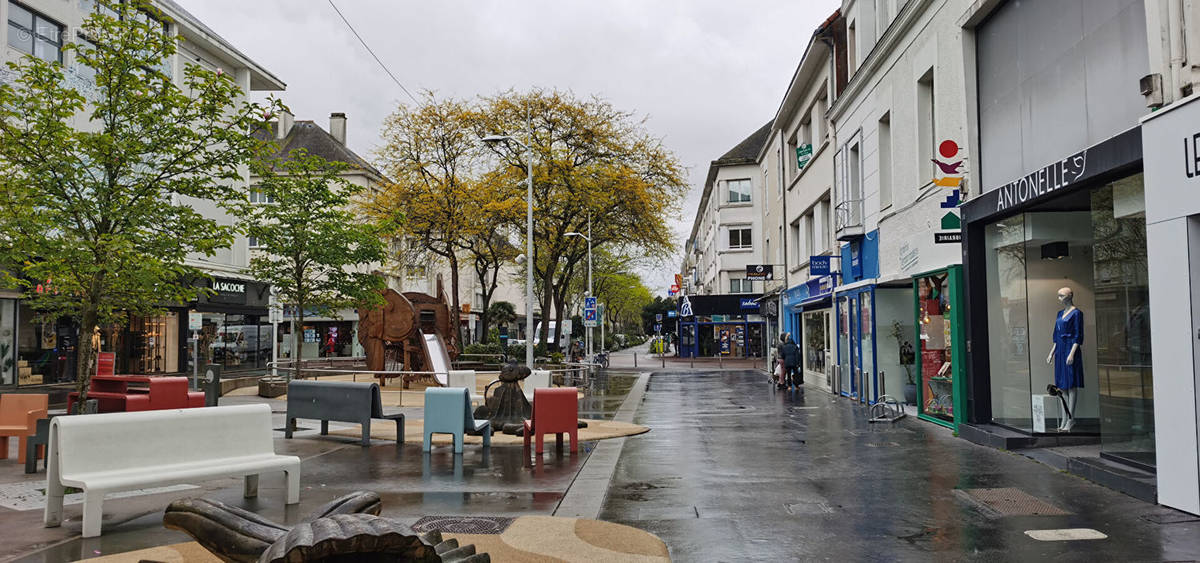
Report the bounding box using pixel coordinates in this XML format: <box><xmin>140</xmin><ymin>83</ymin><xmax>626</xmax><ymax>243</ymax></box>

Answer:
<box><xmin>796</xmin><ymin>143</ymin><xmax>813</xmax><ymax>169</ymax></box>
<box><xmin>935</xmin><ymin>232</ymin><xmax>963</xmax><ymax>244</ymax></box>
<box><xmin>667</xmin><ymin>310</ymin><xmax>678</xmax><ymax>318</ymax></box>
<box><xmin>810</xmin><ymin>255</ymin><xmax>831</xmax><ymax>276</ymax></box>
<box><xmin>993</xmin><ymin>150</ymin><xmax>1088</xmax><ymax>213</ymax></box>
<box><xmin>670</xmin><ymin>284</ymin><xmax>680</xmax><ymax>293</ymax></box>
<box><xmin>745</xmin><ymin>264</ymin><xmax>774</xmax><ymax>280</ymax></box>
<box><xmin>739</xmin><ymin>298</ymin><xmax>760</xmax><ymax>310</ymax></box>
<box><xmin>188</xmin><ymin>311</ymin><xmax>203</xmax><ymax>331</ymax></box>
<box><xmin>679</xmin><ymin>295</ymin><xmax>694</xmax><ymax>317</ymax></box>
<box><xmin>208</xmin><ymin>277</ymin><xmax>248</xmax><ymax>305</ymax></box>
<box><xmin>1143</xmin><ymin>97</ymin><xmax>1200</xmax><ymax>224</ymax></box>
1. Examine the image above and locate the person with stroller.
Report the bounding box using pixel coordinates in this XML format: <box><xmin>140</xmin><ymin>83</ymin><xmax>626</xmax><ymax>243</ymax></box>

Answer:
<box><xmin>777</xmin><ymin>333</ymin><xmax>802</xmax><ymax>391</ymax></box>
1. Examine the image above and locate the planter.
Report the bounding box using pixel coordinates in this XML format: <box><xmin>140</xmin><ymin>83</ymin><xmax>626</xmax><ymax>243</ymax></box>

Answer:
<box><xmin>903</xmin><ymin>383</ymin><xmax>918</xmax><ymax>406</ymax></box>
<box><xmin>258</xmin><ymin>377</ymin><xmax>288</xmax><ymax>398</ymax></box>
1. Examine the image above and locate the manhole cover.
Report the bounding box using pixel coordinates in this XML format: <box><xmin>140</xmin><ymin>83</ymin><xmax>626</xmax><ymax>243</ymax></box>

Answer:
<box><xmin>959</xmin><ymin>488</ymin><xmax>1070</xmax><ymax>516</ymax></box>
<box><xmin>411</xmin><ymin>516</ymin><xmax>514</xmax><ymax>535</ymax></box>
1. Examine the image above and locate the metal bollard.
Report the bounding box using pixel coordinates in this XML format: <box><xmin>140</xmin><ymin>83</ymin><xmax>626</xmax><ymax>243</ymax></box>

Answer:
<box><xmin>634</xmin><ymin>353</ymin><xmax>638</xmax><ymax>367</ymax></box>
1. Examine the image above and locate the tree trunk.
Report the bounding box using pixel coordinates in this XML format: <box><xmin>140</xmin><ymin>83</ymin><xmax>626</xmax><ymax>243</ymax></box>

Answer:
<box><xmin>538</xmin><ymin>273</ymin><xmax>554</xmax><ymax>350</ymax></box>
<box><xmin>448</xmin><ymin>252</ymin><xmax>463</xmax><ymax>346</ymax></box>
<box><xmin>73</xmin><ymin>303</ymin><xmax>100</xmax><ymax>414</ymax></box>
<box><xmin>293</xmin><ymin>307</ymin><xmax>304</xmax><ymax>382</ymax></box>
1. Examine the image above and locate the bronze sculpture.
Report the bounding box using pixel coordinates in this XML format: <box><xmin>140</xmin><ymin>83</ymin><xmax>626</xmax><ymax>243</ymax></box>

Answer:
<box><xmin>163</xmin><ymin>491</ymin><xmax>488</xmax><ymax>562</ymax></box>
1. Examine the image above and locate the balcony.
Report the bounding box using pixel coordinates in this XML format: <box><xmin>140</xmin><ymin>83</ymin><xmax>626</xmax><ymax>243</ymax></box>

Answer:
<box><xmin>834</xmin><ymin>200</ymin><xmax>864</xmax><ymax>241</ymax></box>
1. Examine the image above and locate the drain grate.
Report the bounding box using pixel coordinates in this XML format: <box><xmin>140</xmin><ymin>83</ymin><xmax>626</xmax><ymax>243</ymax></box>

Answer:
<box><xmin>411</xmin><ymin>515</ymin><xmax>514</xmax><ymax>535</ymax></box>
<box><xmin>959</xmin><ymin>488</ymin><xmax>1070</xmax><ymax>516</ymax></box>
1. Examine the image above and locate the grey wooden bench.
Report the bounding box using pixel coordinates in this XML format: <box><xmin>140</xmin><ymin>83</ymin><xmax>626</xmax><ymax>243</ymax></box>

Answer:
<box><xmin>284</xmin><ymin>381</ymin><xmax>404</xmax><ymax>446</ymax></box>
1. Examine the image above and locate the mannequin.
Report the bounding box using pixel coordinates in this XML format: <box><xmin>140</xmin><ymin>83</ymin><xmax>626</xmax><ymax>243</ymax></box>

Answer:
<box><xmin>1045</xmin><ymin>287</ymin><xmax>1083</xmax><ymax>431</ymax></box>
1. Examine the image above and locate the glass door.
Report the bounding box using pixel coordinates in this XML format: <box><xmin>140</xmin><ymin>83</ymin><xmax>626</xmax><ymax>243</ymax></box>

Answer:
<box><xmin>860</xmin><ymin>291</ymin><xmax>875</xmax><ymax>403</ymax></box>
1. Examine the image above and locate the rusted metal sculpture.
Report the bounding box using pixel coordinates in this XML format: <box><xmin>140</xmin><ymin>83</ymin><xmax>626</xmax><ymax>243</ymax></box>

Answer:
<box><xmin>357</xmin><ymin>276</ymin><xmax>460</xmax><ymax>388</ymax></box>
<box><xmin>163</xmin><ymin>491</ymin><xmax>488</xmax><ymax>562</ymax></box>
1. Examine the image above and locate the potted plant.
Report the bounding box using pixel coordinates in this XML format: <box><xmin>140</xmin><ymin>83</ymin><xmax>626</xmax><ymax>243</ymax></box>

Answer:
<box><xmin>890</xmin><ymin>321</ymin><xmax>917</xmax><ymax>404</ymax></box>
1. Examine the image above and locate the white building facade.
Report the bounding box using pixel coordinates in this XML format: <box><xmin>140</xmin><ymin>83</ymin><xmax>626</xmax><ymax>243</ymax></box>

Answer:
<box><xmin>0</xmin><ymin>0</ymin><xmax>285</xmax><ymax>386</ymax></box>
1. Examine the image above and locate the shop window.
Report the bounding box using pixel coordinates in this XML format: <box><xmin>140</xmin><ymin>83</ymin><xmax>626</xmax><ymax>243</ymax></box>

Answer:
<box><xmin>982</xmin><ymin>175</ymin><xmax>1151</xmax><ymax>449</ymax></box>
<box><xmin>0</xmin><ymin>299</ymin><xmax>15</xmax><ymax>385</ymax></box>
<box><xmin>802</xmin><ymin>310</ymin><xmax>829</xmax><ymax>380</ymax></box>
<box><xmin>727</xmin><ymin>179</ymin><xmax>752</xmax><ymax>203</ymax></box>
<box><xmin>8</xmin><ymin>1</ymin><xmax>63</xmax><ymax>63</ymax></box>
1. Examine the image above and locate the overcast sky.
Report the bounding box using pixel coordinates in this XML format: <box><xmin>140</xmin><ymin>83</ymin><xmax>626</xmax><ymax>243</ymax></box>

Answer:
<box><xmin>176</xmin><ymin>0</ymin><xmax>841</xmax><ymax>294</ymax></box>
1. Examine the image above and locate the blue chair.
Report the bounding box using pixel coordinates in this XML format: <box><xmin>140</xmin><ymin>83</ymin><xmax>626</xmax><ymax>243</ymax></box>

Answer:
<box><xmin>423</xmin><ymin>387</ymin><xmax>491</xmax><ymax>453</ymax></box>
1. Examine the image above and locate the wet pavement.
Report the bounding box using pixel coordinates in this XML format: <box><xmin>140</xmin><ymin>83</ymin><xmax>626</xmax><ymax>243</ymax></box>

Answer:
<box><xmin>599</xmin><ymin>370</ymin><xmax>1200</xmax><ymax>562</ymax></box>
<box><xmin>1</xmin><ymin>372</ymin><xmax>639</xmax><ymax>562</ymax></box>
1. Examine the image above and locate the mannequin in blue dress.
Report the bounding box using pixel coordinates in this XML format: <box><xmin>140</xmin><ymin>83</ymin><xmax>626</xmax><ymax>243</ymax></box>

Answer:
<box><xmin>1045</xmin><ymin>287</ymin><xmax>1083</xmax><ymax>431</ymax></box>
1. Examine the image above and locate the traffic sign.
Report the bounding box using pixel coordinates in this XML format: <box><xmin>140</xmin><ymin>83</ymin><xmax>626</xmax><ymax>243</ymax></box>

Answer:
<box><xmin>584</xmin><ymin>309</ymin><xmax>597</xmax><ymax>321</ymax></box>
<box><xmin>584</xmin><ymin>296</ymin><xmax>597</xmax><ymax>309</ymax></box>
<box><xmin>654</xmin><ymin>323</ymin><xmax>661</xmax><ymax>332</ymax></box>
<box><xmin>655</xmin><ymin>313</ymin><xmax>663</xmax><ymax>322</ymax></box>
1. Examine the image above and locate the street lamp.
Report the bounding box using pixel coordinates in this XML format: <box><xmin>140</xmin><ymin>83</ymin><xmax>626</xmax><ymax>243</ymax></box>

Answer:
<box><xmin>481</xmin><ymin>131</ymin><xmax>535</xmax><ymax>369</ymax></box>
<box><xmin>565</xmin><ymin>214</ymin><xmax>592</xmax><ymax>360</ymax></box>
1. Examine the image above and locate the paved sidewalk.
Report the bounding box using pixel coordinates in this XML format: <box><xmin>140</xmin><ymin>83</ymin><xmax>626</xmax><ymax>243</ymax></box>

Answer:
<box><xmin>600</xmin><ymin>369</ymin><xmax>1200</xmax><ymax>562</ymax></box>
<box><xmin>1</xmin><ymin>371</ymin><xmax>644</xmax><ymax>562</ymax></box>
<box><xmin>606</xmin><ymin>342</ymin><xmax>769</xmax><ymax>372</ymax></box>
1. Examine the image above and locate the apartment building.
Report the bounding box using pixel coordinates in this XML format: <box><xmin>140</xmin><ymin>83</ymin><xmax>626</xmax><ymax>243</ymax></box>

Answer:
<box><xmin>763</xmin><ymin>10</ymin><xmax>845</xmax><ymax>394</ymax></box>
<box><xmin>0</xmin><ymin>0</ymin><xmax>285</xmax><ymax>386</ymax></box>
<box><xmin>680</xmin><ymin>123</ymin><xmax>772</xmax><ymax>358</ymax></box>
<box><xmin>827</xmin><ymin>0</ymin><xmax>973</xmax><ymax>424</ymax></box>
<box><xmin>254</xmin><ymin>111</ymin><xmax>397</xmax><ymax>361</ymax></box>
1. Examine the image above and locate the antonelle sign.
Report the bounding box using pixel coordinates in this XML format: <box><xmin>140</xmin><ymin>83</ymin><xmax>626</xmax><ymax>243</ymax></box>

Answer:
<box><xmin>993</xmin><ymin>151</ymin><xmax>1087</xmax><ymax>213</ymax></box>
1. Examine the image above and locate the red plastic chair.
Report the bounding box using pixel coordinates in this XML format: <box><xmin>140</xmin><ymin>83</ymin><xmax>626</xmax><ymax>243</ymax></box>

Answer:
<box><xmin>523</xmin><ymin>387</ymin><xmax>579</xmax><ymax>455</ymax></box>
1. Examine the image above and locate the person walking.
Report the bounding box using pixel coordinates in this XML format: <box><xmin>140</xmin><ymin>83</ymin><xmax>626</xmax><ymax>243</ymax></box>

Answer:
<box><xmin>779</xmin><ymin>333</ymin><xmax>802</xmax><ymax>391</ymax></box>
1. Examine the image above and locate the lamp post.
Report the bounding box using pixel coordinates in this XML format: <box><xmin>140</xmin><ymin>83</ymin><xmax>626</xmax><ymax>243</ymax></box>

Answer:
<box><xmin>565</xmin><ymin>213</ymin><xmax>592</xmax><ymax>361</ymax></box>
<box><xmin>482</xmin><ymin>130</ymin><xmax>536</xmax><ymax>369</ymax></box>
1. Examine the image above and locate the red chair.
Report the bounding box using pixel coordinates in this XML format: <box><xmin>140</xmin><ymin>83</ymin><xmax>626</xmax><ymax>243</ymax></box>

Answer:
<box><xmin>0</xmin><ymin>393</ymin><xmax>48</xmax><ymax>463</ymax></box>
<box><xmin>523</xmin><ymin>387</ymin><xmax>579</xmax><ymax>455</ymax></box>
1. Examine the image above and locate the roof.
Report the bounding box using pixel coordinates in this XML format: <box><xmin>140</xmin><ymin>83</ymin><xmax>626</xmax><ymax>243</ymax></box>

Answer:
<box><xmin>715</xmin><ymin>121</ymin><xmax>773</xmax><ymax>165</ymax></box>
<box><xmin>685</xmin><ymin>120</ymin><xmax>773</xmax><ymax>247</ymax></box>
<box><xmin>156</xmin><ymin>0</ymin><xmax>286</xmax><ymax>91</ymax></box>
<box><xmin>254</xmin><ymin>121</ymin><xmax>384</xmax><ymax>180</ymax></box>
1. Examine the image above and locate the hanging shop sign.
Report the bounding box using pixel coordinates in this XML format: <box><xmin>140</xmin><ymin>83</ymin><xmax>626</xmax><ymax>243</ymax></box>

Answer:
<box><xmin>745</xmin><ymin>264</ymin><xmax>774</xmax><ymax>280</ymax></box>
<box><xmin>739</xmin><ymin>298</ymin><xmax>760</xmax><ymax>310</ymax></box>
<box><xmin>810</xmin><ymin>255</ymin><xmax>832</xmax><ymax>276</ymax></box>
<box><xmin>796</xmin><ymin>143</ymin><xmax>814</xmax><ymax>169</ymax></box>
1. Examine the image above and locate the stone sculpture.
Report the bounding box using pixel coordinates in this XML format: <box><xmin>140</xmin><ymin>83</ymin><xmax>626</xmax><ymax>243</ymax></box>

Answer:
<box><xmin>163</xmin><ymin>491</ymin><xmax>488</xmax><ymax>562</ymax></box>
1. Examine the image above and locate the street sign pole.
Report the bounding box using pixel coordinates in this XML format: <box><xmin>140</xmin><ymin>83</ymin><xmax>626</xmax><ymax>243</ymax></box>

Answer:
<box><xmin>192</xmin><ymin>331</ymin><xmax>199</xmax><ymax>390</ymax></box>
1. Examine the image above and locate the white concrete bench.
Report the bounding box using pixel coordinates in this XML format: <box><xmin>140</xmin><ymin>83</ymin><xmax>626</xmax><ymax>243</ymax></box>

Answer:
<box><xmin>43</xmin><ymin>403</ymin><xmax>300</xmax><ymax>537</ymax></box>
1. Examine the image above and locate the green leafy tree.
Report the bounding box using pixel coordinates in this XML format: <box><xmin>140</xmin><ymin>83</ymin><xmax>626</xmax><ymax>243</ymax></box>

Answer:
<box><xmin>486</xmin><ymin>300</ymin><xmax>518</xmax><ymax>342</ymax></box>
<box><xmin>0</xmin><ymin>1</ymin><xmax>278</xmax><ymax>410</ymax></box>
<box><xmin>246</xmin><ymin>149</ymin><xmax>389</xmax><ymax>380</ymax></box>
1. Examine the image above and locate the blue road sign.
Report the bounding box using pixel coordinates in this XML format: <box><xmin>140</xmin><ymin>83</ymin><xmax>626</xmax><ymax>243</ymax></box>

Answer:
<box><xmin>585</xmin><ymin>296</ymin><xmax>597</xmax><ymax>309</ymax></box>
<box><xmin>667</xmin><ymin>310</ymin><xmax>678</xmax><ymax>318</ymax></box>
<box><xmin>655</xmin><ymin>313</ymin><xmax>663</xmax><ymax>322</ymax></box>
<box><xmin>584</xmin><ymin>309</ymin><xmax>597</xmax><ymax>321</ymax></box>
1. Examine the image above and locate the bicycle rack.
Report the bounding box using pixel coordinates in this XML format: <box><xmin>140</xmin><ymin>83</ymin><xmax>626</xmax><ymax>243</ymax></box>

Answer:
<box><xmin>868</xmin><ymin>395</ymin><xmax>906</xmax><ymax>423</ymax></box>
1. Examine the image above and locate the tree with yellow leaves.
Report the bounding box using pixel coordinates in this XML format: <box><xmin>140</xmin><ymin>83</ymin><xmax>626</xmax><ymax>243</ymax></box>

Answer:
<box><xmin>473</xmin><ymin>90</ymin><xmax>687</xmax><ymax>349</ymax></box>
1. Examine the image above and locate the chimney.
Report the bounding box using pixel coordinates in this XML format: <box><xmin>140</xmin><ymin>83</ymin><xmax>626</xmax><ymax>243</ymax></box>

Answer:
<box><xmin>330</xmin><ymin>112</ymin><xmax>347</xmax><ymax>144</ymax></box>
<box><xmin>276</xmin><ymin>109</ymin><xmax>294</xmax><ymax>140</ymax></box>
